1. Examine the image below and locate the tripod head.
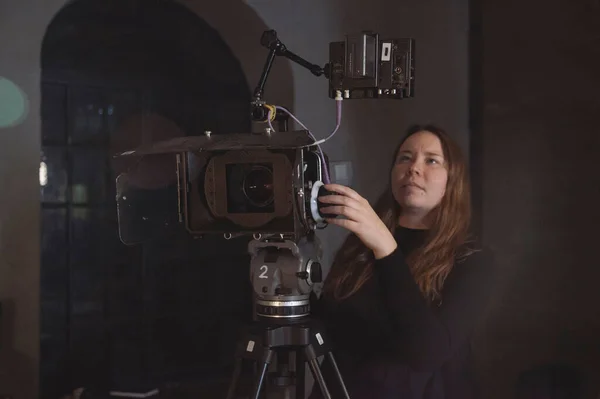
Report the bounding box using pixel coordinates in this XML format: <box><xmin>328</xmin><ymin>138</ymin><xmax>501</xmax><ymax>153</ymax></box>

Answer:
<box><xmin>248</xmin><ymin>232</ymin><xmax>323</xmax><ymax>320</ymax></box>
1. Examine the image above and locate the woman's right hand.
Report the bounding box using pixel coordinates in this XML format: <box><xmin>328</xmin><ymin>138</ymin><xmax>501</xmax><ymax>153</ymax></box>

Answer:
<box><xmin>319</xmin><ymin>183</ymin><xmax>397</xmax><ymax>259</ymax></box>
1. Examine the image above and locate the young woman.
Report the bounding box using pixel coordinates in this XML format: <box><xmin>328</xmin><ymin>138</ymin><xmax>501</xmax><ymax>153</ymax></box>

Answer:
<box><xmin>310</xmin><ymin>124</ymin><xmax>496</xmax><ymax>399</ymax></box>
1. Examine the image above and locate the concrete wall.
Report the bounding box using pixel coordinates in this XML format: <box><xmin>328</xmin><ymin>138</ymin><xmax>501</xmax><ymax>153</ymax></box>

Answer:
<box><xmin>0</xmin><ymin>0</ymin><xmax>469</xmax><ymax>397</ymax></box>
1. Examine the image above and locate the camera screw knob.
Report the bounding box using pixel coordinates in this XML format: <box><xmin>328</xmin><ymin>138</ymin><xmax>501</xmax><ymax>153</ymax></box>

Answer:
<box><xmin>299</xmin><ymin>260</ymin><xmax>323</xmax><ymax>284</ymax></box>
<box><xmin>296</xmin><ymin>271</ymin><xmax>309</xmax><ymax>279</ymax></box>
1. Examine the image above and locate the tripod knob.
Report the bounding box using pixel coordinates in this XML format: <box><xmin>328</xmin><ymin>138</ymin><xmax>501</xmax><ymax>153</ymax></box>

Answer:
<box><xmin>309</xmin><ymin>262</ymin><xmax>323</xmax><ymax>283</ymax></box>
<box><xmin>296</xmin><ymin>261</ymin><xmax>323</xmax><ymax>284</ymax></box>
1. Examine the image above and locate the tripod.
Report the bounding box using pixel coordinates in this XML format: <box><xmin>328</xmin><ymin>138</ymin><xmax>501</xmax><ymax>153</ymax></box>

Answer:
<box><xmin>225</xmin><ymin>316</ymin><xmax>350</xmax><ymax>399</ymax></box>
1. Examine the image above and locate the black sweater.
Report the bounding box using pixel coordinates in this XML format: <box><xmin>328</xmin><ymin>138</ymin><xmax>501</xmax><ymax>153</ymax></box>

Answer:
<box><xmin>309</xmin><ymin>226</ymin><xmax>496</xmax><ymax>399</ymax></box>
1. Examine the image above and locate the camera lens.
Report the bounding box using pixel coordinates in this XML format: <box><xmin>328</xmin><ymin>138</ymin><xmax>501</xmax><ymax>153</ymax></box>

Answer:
<box><xmin>243</xmin><ymin>165</ymin><xmax>274</xmax><ymax>207</ymax></box>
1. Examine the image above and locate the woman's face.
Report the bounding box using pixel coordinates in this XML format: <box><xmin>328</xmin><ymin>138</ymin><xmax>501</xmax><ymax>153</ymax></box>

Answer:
<box><xmin>391</xmin><ymin>131</ymin><xmax>448</xmax><ymax>216</ymax></box>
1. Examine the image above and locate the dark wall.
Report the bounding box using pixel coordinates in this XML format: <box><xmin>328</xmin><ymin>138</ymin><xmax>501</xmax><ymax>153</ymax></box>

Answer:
<box><xmin>472</xmin><ymin>0</ymin><xmax>600</xmax><ymax>397</ymax></box>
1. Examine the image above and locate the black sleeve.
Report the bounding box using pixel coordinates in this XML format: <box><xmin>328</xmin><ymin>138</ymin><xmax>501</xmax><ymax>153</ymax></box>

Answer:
<box><xmin>374</xmin><ymin>246</ymin><xmax>496</xmax><ymax>371</ymax></box>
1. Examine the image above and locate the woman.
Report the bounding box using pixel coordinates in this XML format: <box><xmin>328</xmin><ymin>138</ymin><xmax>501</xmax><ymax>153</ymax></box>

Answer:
<box><xmin>310</xmin><ymin>124</ymin><xmax>496</xmax><ymax>399</ymax></box>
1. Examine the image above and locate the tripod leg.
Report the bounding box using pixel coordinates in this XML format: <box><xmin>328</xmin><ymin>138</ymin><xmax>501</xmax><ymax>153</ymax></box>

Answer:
<box><xmin>251</xmin><ymin>348</ymin><xmax>274</xmax><ymax>399</ymax></box>
<box><xmin>326</xmin><ymin>352</ymin><xmax>351</xmax><ymax>399</ymax></box>
<box><xmin>306</xmin><ymin>358</ymin><xmax>332</xmax><ymax>399</ymax></box>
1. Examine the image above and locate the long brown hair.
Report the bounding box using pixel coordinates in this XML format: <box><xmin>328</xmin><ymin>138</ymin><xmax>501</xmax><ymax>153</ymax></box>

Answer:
<box><xmin>322</xmin><ymin>124</ymin><xmax>476</xmax><ymax>303</ymax></box>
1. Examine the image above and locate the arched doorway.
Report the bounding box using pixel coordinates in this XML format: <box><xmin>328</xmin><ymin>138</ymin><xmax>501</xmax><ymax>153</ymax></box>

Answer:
<box><xmin>40</xmin><ymin>0</ymin><xmax>253</xmax><ymax>396</ymax></box>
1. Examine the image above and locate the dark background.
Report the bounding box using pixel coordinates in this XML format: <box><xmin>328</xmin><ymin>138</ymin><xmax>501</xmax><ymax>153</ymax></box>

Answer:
<box><xmin>1</xmin><ymin>0</ymin><xmax>599</xmax><ymax>398</ymax></box>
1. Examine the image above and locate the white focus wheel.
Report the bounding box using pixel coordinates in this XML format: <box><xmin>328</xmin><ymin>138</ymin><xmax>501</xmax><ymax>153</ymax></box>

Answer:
<box><xmin>310</xmin><ymin>181</ymin><xmax>325</xmax><ymax>225</ymax></box>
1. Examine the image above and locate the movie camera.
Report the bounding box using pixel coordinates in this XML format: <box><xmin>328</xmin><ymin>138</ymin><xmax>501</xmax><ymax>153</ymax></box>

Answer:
<box><xmin>114</xmin><ymin>30</ymin><xmax>414</xmax><ymax>399</ymax></box>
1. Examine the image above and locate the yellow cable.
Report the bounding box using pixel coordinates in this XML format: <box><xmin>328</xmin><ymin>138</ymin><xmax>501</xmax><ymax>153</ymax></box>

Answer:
<box><xmin>264</xmin><ymin>104</ymin><xmax>276</xmax><ymax>121</ymax></box>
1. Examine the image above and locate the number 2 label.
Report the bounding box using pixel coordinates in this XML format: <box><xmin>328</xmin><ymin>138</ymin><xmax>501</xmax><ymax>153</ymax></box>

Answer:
<box><xmin>259</xmin><ymin>265</ymin><xmax>269</xmax><ymax>279</ymax></box>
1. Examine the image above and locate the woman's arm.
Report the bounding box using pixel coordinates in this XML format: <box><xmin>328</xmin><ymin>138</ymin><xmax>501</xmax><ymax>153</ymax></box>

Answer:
<box><xmin>375</xmin><ymin>247</ymin><xmax>496</xmax><ymax>371</ymax></box>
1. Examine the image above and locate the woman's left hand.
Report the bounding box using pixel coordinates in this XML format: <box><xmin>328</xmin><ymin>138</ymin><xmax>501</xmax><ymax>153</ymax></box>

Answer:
<box><xmin>319</xmin><ymin>183</ymin><xmax>398</xmax><ymax>259</ymax></box>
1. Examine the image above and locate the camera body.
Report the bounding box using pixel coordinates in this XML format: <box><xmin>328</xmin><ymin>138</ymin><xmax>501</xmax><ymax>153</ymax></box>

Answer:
<box><xmin>115</xmin><ymin>30</ymin><xmax>415</xmax><ymax>246</ymax></box>
<box><xmin>181</xmin><ymin>132</ymin><xmax>327</xmax><ymax>241</ymax></box>
<box><xmin>115</xmin><ymin>130</ymin><xmax>329</xmax><ymax>244</ymax></box>
<box><xmin>114</xmin><ymin>29</ymin><xmax>416</xmax><ymax>319</ymax></box>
